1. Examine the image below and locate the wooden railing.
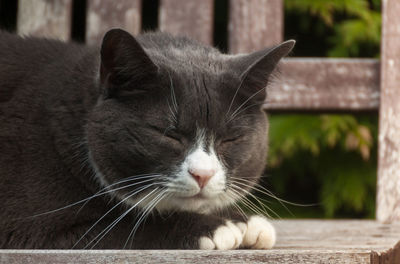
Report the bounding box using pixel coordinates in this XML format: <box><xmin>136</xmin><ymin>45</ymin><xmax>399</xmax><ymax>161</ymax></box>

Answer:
<box><xmin>1</xmin><ymin>0</ymin><xmax>400</xmax><ymax>263</ymax></box>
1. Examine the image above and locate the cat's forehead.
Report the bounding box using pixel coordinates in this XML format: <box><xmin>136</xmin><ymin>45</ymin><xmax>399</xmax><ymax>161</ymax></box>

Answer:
<box><xmin>145</xmin><ymin>46</ymin><xmax>231</xmax><ymax>75</ymax></box>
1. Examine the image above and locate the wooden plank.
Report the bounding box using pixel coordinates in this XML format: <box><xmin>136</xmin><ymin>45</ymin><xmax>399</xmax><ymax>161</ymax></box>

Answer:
<box><xmin>0</xmin><ymin>249</ymin><xmax>372</xmax><ymax>264</ymax></box>
<box><xmin>377</xmin><ymin>0</ymin><xmax>400</xmax><ymax>223</ymax></box>
<box><xmin>264</xmin><ymin>58</ymin><xmax>380</xmax><ymax>111</ymax></box>
<box><xmin>1</xmin><ymin>220</ymin><xmax>399</xmax><ymax>263</ymax></box>
<box><xmin>159</xmin><ymin>0</ymin><xmax>214</xmax><ymax>45</ymax></box>
<box><xmin>86</xmin><ymin>0</ymin><xmax>142</xmax><ymax>45</ymax></box>
<box><xmin>17</xmin><ymin>0</ymin><xmax>72</xmax><ymax>40</ymax></box>
<box><xmin>273</xmin><ymin>220</ymin><xmax>400</xmax><ymax>250</ymax></box>
<box><xmin>371</xmin><ymin>242</ymin><xmax>400</xmax><ymax>264</ymax></box>
<box><xmin>228</xmin><ymin>0</ymin><xmax>283</xmax><ymax>54</ymax></box>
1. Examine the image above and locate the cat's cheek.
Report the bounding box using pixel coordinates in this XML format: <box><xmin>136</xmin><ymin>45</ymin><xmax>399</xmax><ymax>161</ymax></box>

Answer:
<box><xmin>216</xmin><ymin>141</ymin><xmax>252</xmax><ymax>170</ymax></box>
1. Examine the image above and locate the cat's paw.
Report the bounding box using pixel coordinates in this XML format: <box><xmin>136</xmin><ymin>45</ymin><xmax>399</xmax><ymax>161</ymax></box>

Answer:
<box><xmin>241</xmin><ymin>215</ymin><xmax>276</xmax><ymax>249</ymax></box>
<box><xmin>198</xmin><ymin>221</ymin><xmax>245</xmax><ymax>250</ymax></box>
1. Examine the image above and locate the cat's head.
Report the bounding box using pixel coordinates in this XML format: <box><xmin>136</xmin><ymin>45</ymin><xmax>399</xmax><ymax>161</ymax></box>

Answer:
<box><xmin>87</xmin><ymin>29</ymin><xmax>294</xmax><ymax>213</ymax></box>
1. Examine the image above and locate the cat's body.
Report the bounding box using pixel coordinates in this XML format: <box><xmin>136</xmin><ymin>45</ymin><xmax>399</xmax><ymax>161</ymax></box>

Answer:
<box><xmin>0</xmin><ymin>29</ymin><xmax>294</xmax><ymax>249</ymax></box>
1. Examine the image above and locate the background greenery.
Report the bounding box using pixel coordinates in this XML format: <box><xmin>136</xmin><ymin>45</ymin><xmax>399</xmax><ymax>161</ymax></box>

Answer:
<box><xmin>263</xmin><ymin>0</ymin><xmax>381</xmax><ymax>219</ymax></box>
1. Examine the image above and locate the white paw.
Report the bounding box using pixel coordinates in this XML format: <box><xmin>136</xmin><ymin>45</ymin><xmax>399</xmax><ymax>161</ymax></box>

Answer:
<box><xmin>199</xmin><ymin>221</ymin><xmax>245</xmax><ymax>250</ymax></box>
<box><xmin>241</xmin><ymin>215</ymin><xmax>276</xmax><ymax>249</ymax></box>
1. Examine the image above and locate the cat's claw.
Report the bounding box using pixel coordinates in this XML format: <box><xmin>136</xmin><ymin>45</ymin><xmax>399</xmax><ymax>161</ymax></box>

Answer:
<box><xmin>199</xmin><ymin>221</ymin><xmax>245</xmax><ymax>250</ymax></box>
<box><xmin>241</xmin><ymin>215</ymin><xmax>276</xmax><ymax>249</ymax></box>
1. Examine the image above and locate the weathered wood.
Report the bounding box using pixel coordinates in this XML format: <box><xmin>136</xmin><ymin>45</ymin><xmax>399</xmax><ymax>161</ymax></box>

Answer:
<box><xmin>377</xmin><ymin>0</ymin><xmax>400</xmax><ymax>223</ymax></box>
<box><xmin>86</xmin><ymin>0</ymin><xmax>142</xmax><ymax>45</ymax></box>
<box><xmin>1</xmin><ymin>220</ymin><xmax>399</xmax><ymax>263</ymax></box>
<box><xmin>17</xmin><ymin>0</ymin><xmax>72</xmax><ymax>40</ymax></box>
<box><xmin>264</xmin><ymin>58</ymin><xmax>380</xmax><ymax>111</ymax></box>
<box><xmin>159</xmin><ymin>0</ymin><xmax>214</xmax><ymax>45</ymax></box>
<box><xmin>228</xmin><ymin>0</ymin><xmax>283</xmax><ymax>54</ymax></box>
<box><xmin>273</xmin><ymin>220</ymin><xmax>400</xmax><ymax>251</ymax></box>
<box><xmin>0</xmin><ymin>249</ymin><xmax>373</xmax><ymax>264</ymax></box>
<box><xmin>371</xmin><ymin>241</ymin><xmax>400</xmax><ymax>264</ymax></box>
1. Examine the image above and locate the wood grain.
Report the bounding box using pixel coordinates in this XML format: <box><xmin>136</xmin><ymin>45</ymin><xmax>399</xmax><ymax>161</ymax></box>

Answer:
<box><xmin>17</xmin><ymin>0</ymin><xmax>72</xmax><ymax>40</ymax></box>
<box><xmin>228</xmin><ymin>0</ymin><xmax>283</xmax><ymax>54</ymax></box>
<box><xmin>86</xmin><ymin>0</ymin><xmax>142</xmax><ymax>45</ymax></box>
<box><xmin>0</xmin><ymin>249</ymin><xmax>372</xmax><ymax>264</ymax></box>
<box><xmin>159</xmin><ymin>0</ymin><xmax>214</xmax><ymax>45</ymax></box>
<box><xmin>1</xmin><ymin>220</ymin><xmax>399</xmax><ymax>263</ymax></box>
<box><xmin>264</xmin><ymin>58</ymin><xmax>380</xmax><ymax>111</ymax></box>
<box><xmin>376</xmin><ymin>0</ymin><xmax>400</xmax><ymax>223</ymax></box>
<box><xmin>371</xmin><ymin>241</ymin><xmax>400</xmax><ymax>264</ymax></box>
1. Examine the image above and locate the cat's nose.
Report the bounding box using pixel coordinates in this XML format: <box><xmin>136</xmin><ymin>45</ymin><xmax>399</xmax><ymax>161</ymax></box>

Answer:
<box><xmin>189</xmin><ymin>168</ymin><xmax>215</xmax><ymax>188</ymax></box>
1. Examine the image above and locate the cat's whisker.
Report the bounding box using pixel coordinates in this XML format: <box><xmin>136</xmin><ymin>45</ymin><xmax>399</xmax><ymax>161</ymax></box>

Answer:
<box><xmin>229</xmin><ymin>102</ymin><xmax>264</xmax><ymax>121</ymax></box>
<box><xmin>168</xmin><ymin>71</ymin><xmax>179</xmax><ymax>115</ymax></box>
<box><xmin>25</xmin><ymin>176</ymin><xmax>162</xmax><ymax>220</ymax></box>
<box><xmin>238</xmin><ymin>195</ymin><xmax>270</xmax><ymax>217</ymax></box>
<box><xmin>224</xmin><ymin>190</ymin><xmax>248</xmax><ymax>221</ymax></box>
<box><xmin>124</xmin><ymin>188</ymin><xmax>169</xmax><ymax>249</ymax></box>
<box><xmin>167</xmin><ymin>102</ymin><xmax>177</xmax><ymax>124</ymax></box>
<box><xmin>231</xmin><ymin>177</ymin><xmax>317</xmax><ymax>207</ymax></box>
<box><xmin>226</xmin><ymin>100</ymin><xmax>264</xmax><ymax>125</ymax></box>
<box><xmin>229</xmin><ymin>178</ymin><xmax>295</xmax><ymax>217</ymax></box>
<box><xmin>247</xmin><ymin>190</ymin><xmax>281</xmax><ymax>219</ymax></box>
<box><xmin>229</xmin><ymin>185</ymin><xmax>271</xmax><ymax>217</ymax></box>
<box><xmin>227</xmin><ymin>113</ymin><xmax>262</xmax><ymax>121</ymax></box>
<box><xmin>73</xmin><ymin>183</ymin><xmax>160</xmax><ymax>249</ymax></box>
<box><xmin>230</xmin><ymin>178</ymin><xmax>285</xmax><ymax>207</ymax></box>
<box><xmin>162</xmin><ymin>124</ymin><xmax>175</xmax><ymax>138</ymax></box>
<box><xmin>84</xmin><ymin>187</ymin><xmax>160</xmax><ymax>249</ymax></box>
<box><xmin>230</xmin><ymin>182</ymin><xmax>281</xmax><ymax>219</ymax></box>
<box><xmin>225</xmin><ymin>76</ymin><xmax>244</xmax><ymax>120</ymax></box>
<box><xmin>227</xmin><ymin>88</ymin><xmax>266</xmax><ymax>123</ymax></box>
<box><xmin>231</xmin><ymin>194</ymin><xmax>263</xmax><ymax>217</ymax></box>
<box><xmin>76</xmin><ymin>175</ymin><xmax>167</xmax><ymax>215</ymax></box>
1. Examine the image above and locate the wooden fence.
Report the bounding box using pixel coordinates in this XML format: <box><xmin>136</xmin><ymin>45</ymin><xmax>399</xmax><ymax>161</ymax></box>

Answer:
<box><xmin>1</xmin><ymin>0</ymin><xmax>400</xmax><ymax>263</ymax></box>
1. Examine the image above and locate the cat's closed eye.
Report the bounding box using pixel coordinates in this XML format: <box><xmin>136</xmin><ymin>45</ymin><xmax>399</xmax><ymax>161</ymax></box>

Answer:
<box><xmin>221</xmin><ymin>135</ymin><xmax>243</xmax><ymax>144</ymax></box>
<box><xmin>163</xmin><ymin>129</ymin><xmax>183</xmax><ymax>144</ymax></box>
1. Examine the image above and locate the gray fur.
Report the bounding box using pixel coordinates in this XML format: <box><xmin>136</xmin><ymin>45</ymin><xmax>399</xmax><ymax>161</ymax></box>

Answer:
<box><xmin>0</xmin><ymin>29</ymin><xmax>293</xmax><ymax>249</ymax></box>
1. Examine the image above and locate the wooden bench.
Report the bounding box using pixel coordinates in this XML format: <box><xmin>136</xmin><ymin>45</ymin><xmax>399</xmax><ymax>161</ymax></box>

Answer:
<box><xmin>1</xmin><ymin>0</ymin><xmax>400</xmax><ymax>263</ymax></box>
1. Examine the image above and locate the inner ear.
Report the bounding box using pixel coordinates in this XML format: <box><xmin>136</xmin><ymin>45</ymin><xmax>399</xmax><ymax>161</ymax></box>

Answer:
<box><xmin>233</xmin><ymin>40</ymin><xmax>295</xmax><ymax>103</ymax></box>
<box><xmin>100</xmin><ymin>28</ymin><xmax>158</xmax><ymax>98</ymax></box>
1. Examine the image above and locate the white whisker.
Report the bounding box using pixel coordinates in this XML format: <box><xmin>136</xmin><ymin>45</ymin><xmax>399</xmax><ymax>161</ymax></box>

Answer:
<box><xmin>85</xmin><ymin>188</ymin><xmax>159</xmax><ymax>249</ymax></box>
<box><xmin>25</xmin><ymin>175</ymin><xmax>162</xmax><ymax>220</ymax></box>
<box><xmin>231</xmin><ymin>177</ymin><xmax>317</xmax><ymax>207</ymax></box>
<box><xmin>73</xmin><ymin>183</ymin><xmax>159</xmax><ymax>249</ymax></box>
<box><xmin>124</xmin><ymin>188</ymin><xmax>169</xmax><ymax>249</ymax></box>
<box><xmin>226</xmin><ymin>89</ymin><xmax>266</xmax><ymax>124</ymax></box>
<box><xmin>229</xmin><ymin>186</ymin><xmax>267</xmax><ymax>217</ymax></box>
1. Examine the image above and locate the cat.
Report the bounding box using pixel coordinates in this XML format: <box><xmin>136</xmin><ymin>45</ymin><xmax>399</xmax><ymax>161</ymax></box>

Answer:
<box><xmin>0</xmin><ymin>28</ymin><xmax>294</xmax><ymax>249</ymax></box>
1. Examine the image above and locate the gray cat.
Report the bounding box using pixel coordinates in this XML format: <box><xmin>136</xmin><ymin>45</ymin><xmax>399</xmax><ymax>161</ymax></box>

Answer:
<box><xmin>0</xmin><ymin>29</ymin><xmax>294</xmax><ymax>249</ymax></box>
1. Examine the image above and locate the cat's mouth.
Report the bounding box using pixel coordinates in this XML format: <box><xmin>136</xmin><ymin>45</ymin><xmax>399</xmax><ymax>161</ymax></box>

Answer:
<box><xmin>174</xmin><ymin>188</ymin><xmax>224</xmax><ymax>200</ymax></box>
<box><xmin>186</xmin><ymin>193</ymin><xmax>208</xmax><ymax>200</ymax></box>
<box><xmin>174</xmin><ymin>192</ymin><xmax>209</xmax><ymax>200</ymax></box>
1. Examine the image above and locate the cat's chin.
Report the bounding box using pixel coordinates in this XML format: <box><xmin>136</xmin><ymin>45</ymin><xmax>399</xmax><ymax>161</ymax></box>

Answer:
<box><xmin>153</xmin><ymin>192</ymin><xmax>235</xmax><ymax>214</ymax></box>
<box><xmin>185</xmin><ymin>193</ymin><xmax>209</xmax><ymax>200</ymax></box>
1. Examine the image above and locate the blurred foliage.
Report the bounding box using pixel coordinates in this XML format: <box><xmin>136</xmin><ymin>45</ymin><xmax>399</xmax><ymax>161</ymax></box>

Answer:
<box><xmin>264</xmin><ymin>0</ymin><xmax>381</xmax><ymax>219</ymax></box>
<box><xmin>284</xmin><ymin>0</ymin><xmax>381</xmax><ymax>57</ymax></box>
<box><xmin>266</xmin><ymin>114</ymin><xmax>377</xmax><ymax>218</ymax></box>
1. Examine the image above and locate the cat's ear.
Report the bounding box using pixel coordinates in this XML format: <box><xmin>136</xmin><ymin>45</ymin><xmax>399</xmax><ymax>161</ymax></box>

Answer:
<box><xmin>232</xmin><ymin>40</ymin><xmax>295</xmax><ymax>102</ymax></box>
<box><xmin>100</xmin><ymin>28</ymin><xmax>158</xmax><ymax>98</ymax></box>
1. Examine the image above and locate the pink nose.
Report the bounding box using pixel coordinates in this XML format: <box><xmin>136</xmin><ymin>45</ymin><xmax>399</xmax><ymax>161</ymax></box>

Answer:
<box><xmin>189</xmin><ymin>168</ymin><xmax>215</xmax><ymax>188</ymax></box>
